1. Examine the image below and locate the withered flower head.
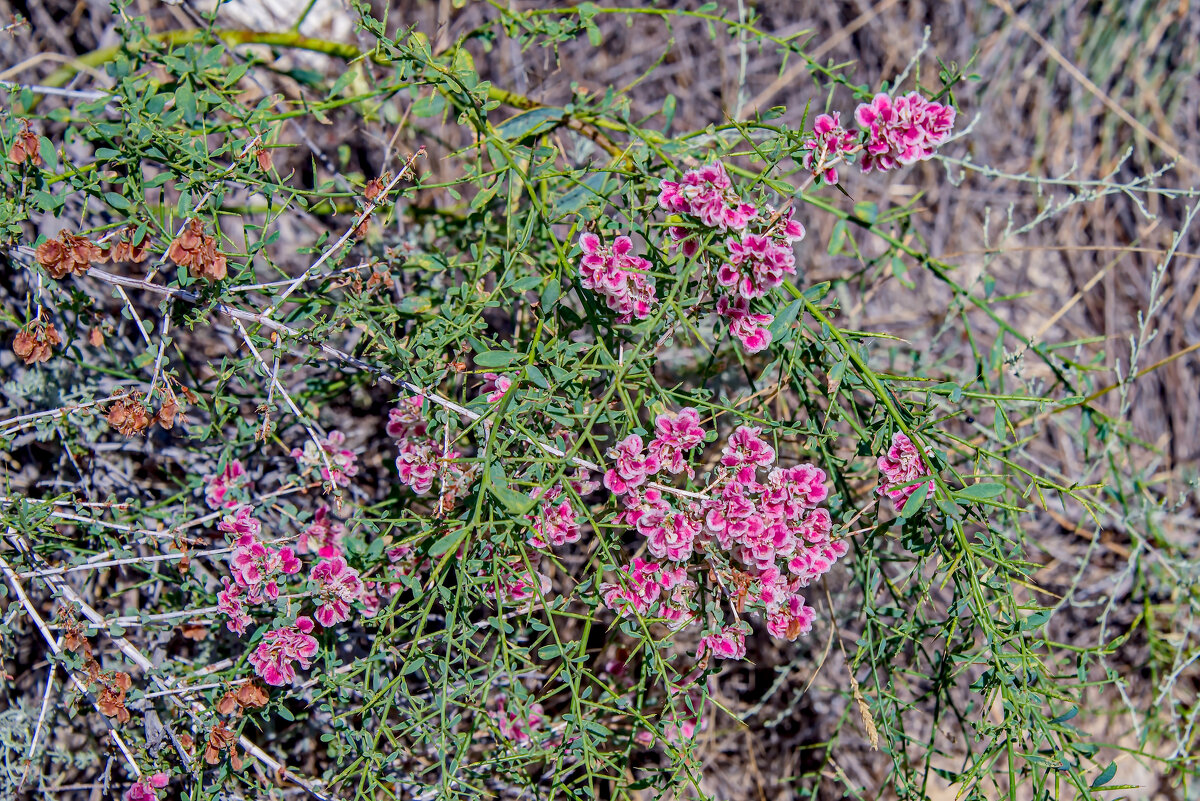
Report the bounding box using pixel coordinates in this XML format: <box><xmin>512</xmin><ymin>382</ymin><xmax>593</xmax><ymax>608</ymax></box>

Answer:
<box><xmin>235</xmin><ymin>682</ymin><xmax>268</xmax><ymax>710</ymax></box>
<box><xmin>95</xmin><ymin>671</ymin><xmax>133</xmax><ymax>723</ymax></box>
<box><xmin>109</xmin><ymin>227</ymin><xmax>149</xmax><ymax>264</ymax></box>
<box><xmin>364</xmin><ymin>173</ymin><xmax>390</xmax><ymax>202</ymax></box>
<box><xmin>254</xmin><ymin>146</ymin><xmax>272</xmax><ymax>173</ymax></box>
<box><xmin>168</xmin><ymin>219</ymin><xmax>226</xmax><ymax>281</ymax></box>
<box><xmin>12</xmin><ymin>321</ymin><xmax>61</xmax><ymax>365</ymax></box>
<box><xmin>204</xmin><ymin>720</ymin><xmax>241</xmax><ymax>769</ymax></box>
<box><xmin>35</xmin><ymin>232</ymin><xmax>106</xmax><ymax>280</ymax></box>
<box><xmin>106</xmin><ymin>392</ymin><xmax>153</xmax><ymax>437</ymax></box>
<box><xmin>8</xmin><ymin>120</ymin><xmax>41</xmax><ymax>167</ymax></box>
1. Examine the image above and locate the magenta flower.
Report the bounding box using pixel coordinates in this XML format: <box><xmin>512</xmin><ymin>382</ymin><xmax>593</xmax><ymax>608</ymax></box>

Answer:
<box><xmin>291</xmin><ymin>430</ymin><xmax>359</xmax><ymax>487</ymax></box>
<box><xmin>248</xmin><ymin>617</ymin><xmax>319</xmax><ymax>686</ymax></box>
<box><xmin>489</xmin><ymin>695</ymin><xmax>547</xmax><ymax>745</ymax></box>
<box><xmin>648</xmin><ymin>407</ymin><xmax>706</xmax><ymax>476</ymax></box>
<box><xmin>310</xmin><ymin>556</ymin><xmax>364</xmax><ymax>627</ymax></box>
<box><xmin>658</xmin><ymin>162</ymin><xmax>758</xmax><ymax>232</ymax></box>
<box><xmin>877</xmin><ymin>432</ymin><xmax>934</xmax><ymax>506</ymax></box>
<box><xmin>721</xmin><ymin>425</ymin><xmax>776</xmax><ymax>469</ymax></box>
<box><xmin>205</xmin><ymin>460</ymin><xmax>249</xmax><ymax>510</ymax></box>
<box><xmin>602</xmin><ymin>434</ymin><xmax>661</xmax><ymax>495</ymax></box>
<box><xmin>577</xmin><ymin>233</ymin><xmax>657</xmax><ymax>324</ymax></box>
<box><xmin>218</xmin><ymin>505</ymin><xmax>261</xmax><ymax>539</ymax></box>
<box><xmin>482</xmin><ymin>373</ymin><xmax>514</xmax><ymax>403</ymax></box>
<box><xmin>217</xmin><ymin>577</ymin><xmax>253</xmax><ymax>636</ymax></box>
<box><xmin>386</xmin><ymin>396</ymin><xmax>427</xmax><ymax>440</ymax></box>
<box><xmin>715</xmin><ymin>295</ymin><xmax>774</xmax><ymax>353</ymax></box>
<box><xmin>599</xmin><ymin>557</ymin><xmax>664</xmax><ymax>617</ymax></box>
<box><xmin>698</xmin><ymin>625</ymin><xmax>747</xmax><ymax>661</ymax></box>
<box><xmin>530</xmin><ymin>493</ymin><xmax>581</xmax><ymax>548</ymax></box>
<box><xmin>230</xmin><ymin>536</ymin><xmax>301</xmax><ymax>603</ymax></box>
<box><xmin>719</xmin><ymin>232</ymin><xmax>797</xmax><ymax>300</ymax></box>
<box><xmin>124</xmin><ymin>773</ymin><xmax>169</xmax><ymax>801</ymax></box>
<box><xmin>803</xmin><ymin>112</ymin><xmax>858</xmax><ymax>184</ymax></box>
<box><xmin>855</xmin><ymin>92</ymin><xmax>956</xmax><ymax>174</ymax></box>
<box><xmin>297</xmin><ymin>505</ymin><xmax>346</xmax><ymax>558</ymax></box>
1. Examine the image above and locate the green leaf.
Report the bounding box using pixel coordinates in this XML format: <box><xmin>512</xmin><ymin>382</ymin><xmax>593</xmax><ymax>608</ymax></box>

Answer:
<box><xmin>411</xmin><ymin>93</ymin><xmax>445</xmax><ymax>118</ymax></box>
<box><xmin>474</xmin><ymin>349</ymin><xmax>521</xmax><ymax>368</ymax></box>
<box><xmin>767</xmin><ymin>298</ymin><xmax>802</xmax><ymax>340</ymax></box>
<box><xmin>954</xmin><ymin>483</ymin><xmax>1006</xmax><ymax>502</ymax></box>
<box><xmin>537</xmin><ymin>643</ymin><xmax>565</xmax><ymax>660</ymax></box>
<box><xmin>105</xmin><ymin>192</ymin><xmax>131</xmax><ymax>211</ymax></box>
<box><xmin>1091</xmin><ymin>762</ymin><xmax>1116</xmax><ymax>789</ymax></box>
<box><xmin>38</xmin><ymin>137</ymin><xmax>57</xmax><ymax>171</ymax></box>
<box><xmin>900</xmin><ymin>482</ymin><xmax>929</xmax><ymax>518</ymax></box>
<box><xmin>827</xmin><ymin>220</ymin><xmax>848</xmax><ymax>255</ymax></box>
<box><xmin>496</xmin><ymin>107</ymin><xmax>564</xmax><ymax>141</ymax></box>
<box><xmin>555</xmin><ymin>172</ymin><xmax>608</xmax><ymax>217</ymax></box>
<box><xmin>175</xmin><ymin>83</ymin><xmax>196</xmax><ymax>122</ymax></box>
<box><xmin>541</xmin><ymin>278</ymin><xmax>560</xmax><ymax>309</ymax></box>
<box><xmin>428</xmin><ymin>528</ymin><xmax>465</xmax><ymax>557</ymax></box>
<box><xmin>398</xmin><ymin>296</ymin><xmax>431</xmax><ymax>314</ymax></box>
<box><xmin>489</xmin><ymin>484</ymin><xmax>535</xmax><ymax>515</ymax></box>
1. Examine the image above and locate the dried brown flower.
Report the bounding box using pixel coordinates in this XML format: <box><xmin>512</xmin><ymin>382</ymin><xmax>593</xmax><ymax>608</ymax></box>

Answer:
<box><xmin>157</xmin><ymin>396</ymin><xmax>180</xmax><ymax>430</ymax></box>
<box><xmin>364</xmin><ymin>173</ymin><xmax>390</xmax><ymax>201</ymax></box>
<box><xmin>168</xmin><ymin>219</ymin><xmax>227</xmax><ymax>281</ymax></box>
<box><xmin>235</xmin><ymin>682</ymin><xmax>268</xmax><ymax>710</ymax></box>
<box><xmin>95</xmin><ymin>671</ymin><xmax>132</xmax><ymax>723</ymax></box>
<box><xmin>204</xmin><ymin>720</ymin><xmax>241</xmax><ymax>768</ymax></box>
<box><xmin>254</xmin><ymin>146</ymin><xmax>272</xmax><ymax>172</ymax></box>
<box><xmin>87</xmin><ymin>327</ymin><xmax>106</xmax><ymax>347</ymax></box>
<box><xmin>180</xmin><ymin>622</ymin><xmax>208</xmax><ymax>641</ymax></box>
<box><xmin>35</xmin><ymin>233</ymin><xmax>107</xmax><ymax>279</ymax></box>
<box><xmin>13</xmin><ymin>321</ymin><xmax>61</xmax><ymax>364</ymax></box>
<box><xmin>108</xmin><ymin>227</ymin><xmax>149</xmax><ymax>263</ymax></box>
<box><xmin>106</xmin><ymin>392</ymin><xmax>153</xmax><ymax>437</ymax></box>
<box><xmin>8</xmin><ymin>121</ymin><xmax>41</xmax><ymax>166</ymax></box>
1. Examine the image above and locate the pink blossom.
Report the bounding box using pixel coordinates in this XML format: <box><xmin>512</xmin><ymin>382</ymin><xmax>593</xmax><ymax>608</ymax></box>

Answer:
<box><xmin>217</xmin><ymin>577</ymin><xmax>253</xmax><ymax>636</ymax></box>
<box><xmin>577</xmin><ymin>233</ymin><xmax>657</xmax><ymax>323</ymax></box>
<box><xmin>310</xmin><ymin>556</ymin><xmax>364</xmax><ymax>627</ymax></box>
<box><xmin>877</xmin><ymin>432</ymin><xmax>933</xmax><ymax>506</ymax></box>
<box><xmin>296</xmin><ymin>505</ymin><xmax>346</xmax><ymax>558</ymax></box>
<box><xmin>719</xmin><ymin>232</ymin><xmax>797</xmax><ymax>300</ymax></box>
<box><xmin>721</xmin><ymin>425</ymin><xmax>776</xmax><ymax>469</ymax></box>
<box><xmin>647</xmin><ymin>407</ymin><xmax>706</xmax><ymax>476</ymax></box>
<box><xmin>658</xmin><ymin>162</ymin><xmax>758</xmax><ymax>232</ymax></box>
<box><xmin>205</xmin><ymin>460</ymin><xmax>248</xmax><ymax>510</ymax></box>
<box><xmin>386</xmin><ymin>396</ymin><xmax>427</xmax><ymax>440</ymax></box>
<box><xmin>530</xmin><ymin>492</ymin><xmax>581</xmax><ymax>548</ymax></box>
<box><xmin>248</xmin><ymin>617</ymin><xmax>319</xmax><ymax>686</ymax></box>
<box><xmin>217</xmin><ymin>505</ymin><xmax>260</xmax><ymax>539</ymax></box>
<box><xmin>489</xmin><ymin>695</ymin><xmax>546</xmax><ymax>745</ymax></box>
<box><xmin>646</xmin><ymin>510</ymin><xmax>700</xmax><ymax>562</ymax></box>
<box><xmin>855</xmin><ymin>92</ymin><xmax>955</xmax><ymax>174</ymax></box>
<box><xmin>602</xmin><ymin>434</ymin><xmax>661</xmax><ymax>495</ymax></box>
<box><xmin>715</xmin><ymin>295</ymin><xmax>773</xmax><ymax>353</ymax></box>
<box><xmin>230</xmin><ymin>536</ymin><xmax>301</xmax><ymax>603</ymax></box>
<box><xmin>482</xmin><ymin>373</ymin><xmax>513</xmax><ymax>403</ymax></box>
<box><xmin>292</xmin><ymin>430</ymin><xmax>359</xmax><ymax>487</ymax></box>
<box><xmin>698</xmin><ymin>625</ymin><xmax>747</xmax><ymax>660</ymax></box>
<box><xmin>803</xmin><ymin>112</ymin><xmax>858</xmax><ymax>184</ymax></box>
<box><xmin>599</xmin><ymin>557</ymin><xmax>663</xmax><ymax>617</ymax></box>
<box><xmin>395</xmin><ymin>439</ymin><xmax>439</xmax><ymax>495</ymax></box>
<box><xmin>124</xmin><ymin>773</ymin><xmax>169</xmax><ymax>801</ymax></box>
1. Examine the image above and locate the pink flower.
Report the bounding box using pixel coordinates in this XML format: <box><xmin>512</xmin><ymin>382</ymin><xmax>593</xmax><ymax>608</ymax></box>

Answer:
<box><xmin>577</xmin><ymin>233</ymin><xmax>657</xmax><ymax>323</ymax></box>
<box><xmin>855</xmin><ymin>92</ymin><xmax>955</xmax><ymax>174</ymax></box>
<box><xmin>386</xmin><ymin>396</ymin><xmax>427</xmax><ymax>440</ymax></box>
<box><xmin>248</xmin><ymin>617</ymin><xmax>319</xmax><ymax>686</ymax></box>
<box><xmin>721</xmin><ymin>425</ymin><xmax>776</xmax><ymax>469</ymax></box>
<box><xmin>698</xmin><ymin>625</ymin><xmax>747</xmax><ymax>660</ymax></box>
<box><xmin>292</xmin><ymin>430</ymin><xmax>359</xmax><ymax>487</ymax></box>
<box><xmin>395</xmin><ymin>439</ymin><xmax>439</xmax><ymax>495</ymax></box>
<box><xmin>230</xmin><ymin>536</ymin><xmax>301</xmax><ymax>603</ymax></box>
<box><xmin>489</xmin><ymin>695</ymin><xmax>546</xmax><ymax>745</ymax></box>
<box><xmin>530</xmin><ymin>492</ymin><xmax>581</xmax><ymax>548</ymax></box>
<box><xmin>310</xmin><ymin>556</ymin><xmax>364</xmax><ymax>627</ymax></box>
<box><xmin>124</xmin><ymin>773</ymin><xmax>169</xmax><ymax>801</ymax></box>
<box><xmin>803</xmin><ymin>112</ymin><xmax>858</xmax><ymax>184</ymax></box>
<box><xmin>719</xmin><ymin>232</ymin><xmax>797</xmax><ymax>300</ymax></box>
<box><xmin>715</xmin><ymin>295</ymin><xmax>773</xmax><ymax>353</ymax></box>
<box><xmin>296</xmin><ymin>505</ymin><xmax>346</xmax><ymax>558</ymax></box>
<box><xmin>599</xmin><ymin>557</ymin><xmax>663</xmax><ymax>617</ymax></box>
<box><xmin>646</xmin><ymin>510</ymin><xmax>700</xmax><ymax>562</ymax></box>
<box><xmin>602</xmin><ymin>434</ymin><xmax>661</xmax><ymax>494</ymax></box>
<box><xmin>877</xmin><ymin>432</ymin><xmax>933</xmax><ymax>506</ymax></box>
<box><xmin>205</xmin><ymin>460</ymin><xmax>249</xmax><ymax>510</ymax></box>
<box><xmin>218</xmin><ymin>505</ymin><xmax>260</xmax><ymax>539</ymax></box>
<box><xmin>647</xmin><ymin>407</ymin><xmax>706</xmax><ymax>476</ymax></box>
<box><xmin>482</xmin><ymin>373</ymin><xmax>513</xmax><ymax>403</ymax></box>
<box><xmin>658</xmin><ymin>162</ymin><xmax>758</xmax><ymax>232</ymax></box>
<box><xmin>217</xmin><ymin>577</ymin><xmax>253</xmax><ymax>636</ymax></box>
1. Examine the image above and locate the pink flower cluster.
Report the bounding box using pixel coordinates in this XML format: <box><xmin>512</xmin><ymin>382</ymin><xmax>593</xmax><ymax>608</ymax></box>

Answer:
<box><xmin>309</xmin><ymin>556</ymin><xmax>364</xmax><ymax>627</ymax></box>
<box><xmin>216</xmin><ymin>507</ymin><xmax>303</xmax><ymax>636</ymax></box>
<box><xmin>482</xmin><ymin>372</ymin><xmax>513</xmax><ymax>403</ymax></box>
<box><xmin>598</xmin><ymin>411</ymin><xmax>844</xmax><ymax>656</ymax></box>
<box><xmin>656</xmin><ymin>163</ymin><xmax>806</xmax><ymax>354</ymax></box>
<box><xmin>291</xmin><ymin>430</ymin><xmax>359</xmax><ymax>487</ymax></box>
<box><xmin>658</xmin><ymin>162</ymin><xmax>758</xmax><ymax>249</ymax></box>
<box><xmin>576</xmin><ymin>233</ymin><xmax>657</xmax><ymax>324</ymax></box>
<box><xmin>489</xmin><ymin>695</ymin><xmax>547</xmax><ymax>746</ymax></box>
<box><xmin>387</xmin><ymin>396</ymin><xmax>477</xmax><ymax>513</ymax></box>
<box><xmin>528</xmin><ymin>468</ymin><xmax>597</xmax><ymax>548</ymax></box>
<box><xmin>296</xmin><ymin>505</ymin><xmax>345</xmax><ymax>558</ymax></box>
<box><xmin>123</xmin><ymin>773</ymin><xmax>169</xmax><ymax>801</ymax></box>
<box><xmin>480</xmin><ymin>542</ymin><xmax>552</xmax><ymax>610</ymax></box>
<box><xmin>802</xmin><ymin>112</ymin><xmax>858</xmax><ymax>185</ymax></box>
<box><xmin>247</xmin><ymin>616</ymin><xmax>319</xmax><ymax>686</ymax></box>
<box><xmin>877</xmin><ymin>432</ymin><xmax>933</xmax><ymax>507</ymax></box>
<box><xmin>855</xmin><ymin>92</ymin><xmax>956</xmax><ymax>174</ymax></box>
<box><xmin>204</xmin><ymin>459</ymin><xmax>249</xmax><ymax>509</ymax></box>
